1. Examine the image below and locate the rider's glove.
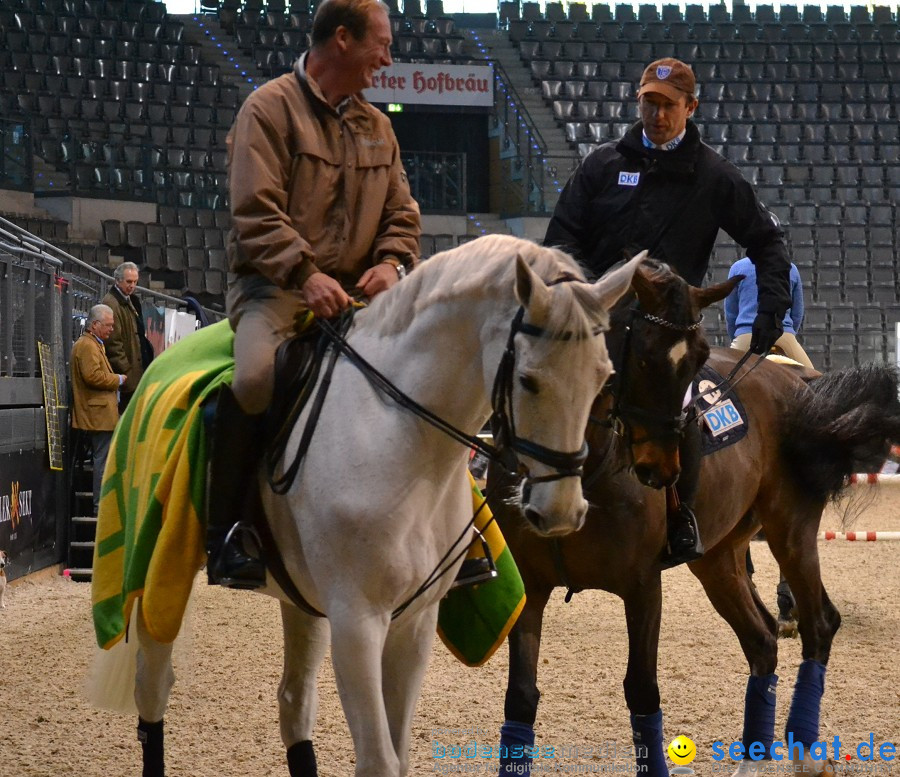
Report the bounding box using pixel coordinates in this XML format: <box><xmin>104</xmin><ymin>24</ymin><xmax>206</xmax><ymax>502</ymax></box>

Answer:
<box><xmin>749</xmin><ymin>310</ymin><xmax>783</xmax><ymax>355</ymax></box>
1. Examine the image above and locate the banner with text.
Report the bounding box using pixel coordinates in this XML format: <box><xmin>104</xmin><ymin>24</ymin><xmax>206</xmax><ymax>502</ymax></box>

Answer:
<box><xmin>0</xmin><ymin>447</ymin><xmax>56</xmax><ymax>579</ymax></box>
<box><xmin>364</xmin><ymin>63</ymin><xmax>493</xmax><ymax>107</ymax></box>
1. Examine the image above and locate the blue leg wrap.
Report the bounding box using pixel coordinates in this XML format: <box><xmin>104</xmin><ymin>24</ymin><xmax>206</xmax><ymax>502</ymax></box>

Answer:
<box><xmin>785</xmin><ymin>660</ymin><xmax>826</xmax><ymax>747</ymax></box>
<box><xmin>631</xmin><ymin>709</ymin><xmax>669</xmax><ymax>777</ymax></box>
<box><xmin>742</xmin><ymin>674</ymin><xmax>778</xmax><ymax>756</ymax></box>
<box><xmin>498</xmin><ymin>720</ymin><xmax>535</xmax><ymax>776</ymax></box>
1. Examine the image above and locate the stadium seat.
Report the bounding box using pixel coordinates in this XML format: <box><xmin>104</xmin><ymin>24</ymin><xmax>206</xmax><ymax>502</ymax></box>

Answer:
<box><xmin>124</xmin><ymin>221</ymin><xmax>147</xmax><ymax>249</ymax></box>
<box><xmin>565</xmin><ymin>122</ymin><xmax>587</xmax><ymax>143</ymax></box>
<box><xmin>101</xmin><ymin>219</ymin><xmax>123</xmax><ymax>247</ymax></box>
<box><xmin>577</xmin><ymin>60</ymin><xmax>599</xmax><ymax>79</ymax></box>
<box><xmin>552</xmin><ymin>100</ymin><xmax>575</xmax><ymax>121</ymax></box>
<box><xmin>684</xmin><ymin>3</ymin><xmax>705</xmax><ymax>22</ymax></box>
<box><xmin>143</xmin><ymin>244</ymin><xmax>163</xmax><ymax>271</ymax></box>
<box><xmin>576</xmin><ymin>22</ymin><xmax>600</xmax><ymax>42</ymax></box>
<box><xmin>541</xmin><ymin>79</ymin><xmax>563</xmax><ymax>100</ymax></box>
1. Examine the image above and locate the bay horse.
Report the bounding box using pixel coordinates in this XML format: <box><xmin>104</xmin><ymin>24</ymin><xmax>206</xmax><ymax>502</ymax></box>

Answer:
<box><xmin>89</xmin><ymin>235</ymin><xmax>642</xmax><ymax>777</ymax></box>
<box><xmin>491</xmin><ymin>260</ymin><xmax>900</xmax><ymax>776</ymax></box>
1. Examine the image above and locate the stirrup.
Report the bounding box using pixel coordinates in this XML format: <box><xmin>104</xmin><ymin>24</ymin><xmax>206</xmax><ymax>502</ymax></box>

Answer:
<box><xmin>210</xmin><ymin>521</ymin><xmax>267</xmax><ymax>590</ymax></box>
<box><xmin>660</xmin><ymin>504</ymin><xmax>704</xmax><ymax>570</ymax></box>
<box><xmin>450</xmin><ymin>530</ymin><xmax>498</xmax><ymax>590</ymax></box>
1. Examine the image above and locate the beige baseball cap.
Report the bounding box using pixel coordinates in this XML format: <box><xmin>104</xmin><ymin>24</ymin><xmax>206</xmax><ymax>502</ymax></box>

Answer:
<box><xmin>637</xmin><ymin>58</ymin><xmax>697</xmax><ymax>101</ymax></box>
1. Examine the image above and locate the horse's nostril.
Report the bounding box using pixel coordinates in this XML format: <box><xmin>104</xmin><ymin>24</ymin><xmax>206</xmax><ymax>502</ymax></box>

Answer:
<box><xmin>634</xmin><ymin>465</ymin><xmax>658</xmax><ymax>488</ymax></box>
<box><xmin>523</xmin><ymin>507</ymin><xmax>544</xmax><ymax>531</ymax></box>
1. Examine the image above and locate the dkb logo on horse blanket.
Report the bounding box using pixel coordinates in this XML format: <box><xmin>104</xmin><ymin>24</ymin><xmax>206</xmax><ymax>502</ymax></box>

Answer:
<box><xmin>692</xmin><ymin>364</ymin><xmax>749</xmax><ymax>456</ymax></box>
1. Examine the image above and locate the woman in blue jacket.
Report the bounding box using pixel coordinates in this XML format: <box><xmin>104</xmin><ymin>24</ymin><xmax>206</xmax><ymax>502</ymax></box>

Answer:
<box><xmin>725</xmin><ymin>257</ymin><xmax>814</xmax><ymax>368</ymax></box>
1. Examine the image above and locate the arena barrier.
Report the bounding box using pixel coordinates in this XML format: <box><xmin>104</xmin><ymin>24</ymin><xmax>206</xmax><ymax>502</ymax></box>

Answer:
<box><xmin>818</xmin><ymin>531</ymin><xmax>900</xmax><ymax>541</ymax></box>
<box><xmin>847</xmin><ymin>473</ymin><xmax>900</xmax><ymax>486</ymax></box>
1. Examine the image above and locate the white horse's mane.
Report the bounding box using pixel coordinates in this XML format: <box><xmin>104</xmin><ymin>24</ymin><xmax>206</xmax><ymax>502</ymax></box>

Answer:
<box><xmin>359</xmin><ymin>234</ymin><xmax>596</xmax><ymax>338</ymax></box>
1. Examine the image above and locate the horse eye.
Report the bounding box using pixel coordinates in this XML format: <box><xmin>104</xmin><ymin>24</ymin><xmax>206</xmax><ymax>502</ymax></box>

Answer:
<box><xmin>519</xmin><ymin>375</ymin><xmax>539</xmax><ymax>394</ymax></box>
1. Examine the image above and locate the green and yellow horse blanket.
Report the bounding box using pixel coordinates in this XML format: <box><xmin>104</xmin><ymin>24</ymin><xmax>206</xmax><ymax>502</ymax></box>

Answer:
<box><xmin>91</xmin><ymin>319</ymin><xmax>524</xmax><ymax>666</ymax></box>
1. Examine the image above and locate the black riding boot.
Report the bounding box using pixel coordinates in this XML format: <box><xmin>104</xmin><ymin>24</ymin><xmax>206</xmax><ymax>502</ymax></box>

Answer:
<box><xmin>661</xmin><ymin>419</ymin><xmax>704</xmax><ymax>569</ymax></box>
<box><xmin>205</xmin><ymin>386</ymin><xmax>267</xmax><ymax>589</ymax></box>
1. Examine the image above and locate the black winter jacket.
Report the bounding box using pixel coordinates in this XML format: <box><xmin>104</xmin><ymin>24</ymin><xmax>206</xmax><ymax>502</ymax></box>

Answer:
<box><xmin>544</xmin><ymin>121</ymin><xmax>791</xmax><ymax>316</ymax></box>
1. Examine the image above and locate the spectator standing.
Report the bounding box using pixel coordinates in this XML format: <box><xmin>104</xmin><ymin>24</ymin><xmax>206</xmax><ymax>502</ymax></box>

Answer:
<box><xmin>102</xmin><ymin>261</ymin><xmax>154</xmax><ymax>413</ymax></box>
<box><xmin>544</xmin><ymin>57</ymin><xmax>792</xmax><ymax>568</ymax></box>
<box><xmin>726</xmin><ymin>257</ymin><xmax>814</xmax><ymax>368</ymax></box>
<box><xmin>70</xmin><ymin>305</ymin><xmax>126</xmax><ymax>515</ymax></box>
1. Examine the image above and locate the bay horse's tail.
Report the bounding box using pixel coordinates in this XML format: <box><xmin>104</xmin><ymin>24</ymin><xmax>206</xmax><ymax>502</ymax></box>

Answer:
<box><xmin>782</xmin><ymin>363</ymin><xmax>900</xmax><ymax>501</ymax></box>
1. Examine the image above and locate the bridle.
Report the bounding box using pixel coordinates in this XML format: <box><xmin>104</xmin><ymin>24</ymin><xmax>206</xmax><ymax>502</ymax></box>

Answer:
<box><xmin>597</xmin><ymin>303</ymin><xmax>704</xmax><ymax>448</ymax></box>
<box><xmin>488</xmin><ymin>305</ymin><xmax>598</xmax><ymax>491</ymax></box>
<box><xmin>314</xmin><ymin>281</ymin><xmax>602</xmax><ymax>489</ymax></box>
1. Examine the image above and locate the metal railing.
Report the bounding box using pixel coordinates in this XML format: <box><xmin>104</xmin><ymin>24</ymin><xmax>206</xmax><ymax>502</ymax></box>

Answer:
<box><xmin>488</xmin><ymin>59</ymin><xmax>581</xmax><ymax>217</ymax></box>
<box><xmin>0</xmin><ymin>215</ymin><xmax>221</xmax><ymax>380</ymax></box>
<box><xmin>401</xmin><ymin>150</ymin><xmax>468</xmax><ymax>214</ymax></box>
<box><xmin>492</xmin><ymin>59</ymin><xmax>548</xmax><ymax>158</ymax></box>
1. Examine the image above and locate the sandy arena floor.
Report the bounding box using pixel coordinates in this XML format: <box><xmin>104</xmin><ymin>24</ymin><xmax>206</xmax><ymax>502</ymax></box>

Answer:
<box><xmin>2</xmin><ymin>489</ymin><xmax>898</xmax><ymax>777</ymax></box>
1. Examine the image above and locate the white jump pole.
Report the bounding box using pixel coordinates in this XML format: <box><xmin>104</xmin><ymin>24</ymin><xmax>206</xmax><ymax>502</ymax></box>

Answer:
<box><xmin>847</xmin><ymin>473</ymin><xmax>900</xmax><ymax>486</ymax></box>
<box><xmin>819</xmin><ymin>531</ymin><xmax>900</xmax><ymax>542</ymax></box>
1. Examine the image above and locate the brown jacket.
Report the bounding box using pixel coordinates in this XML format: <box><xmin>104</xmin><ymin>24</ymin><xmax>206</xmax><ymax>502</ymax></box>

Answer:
<box><xmin>102</xmin><ymin>286</ymin><xmax>144</xmax><ymax>394</ymax></box>
<box><xmin>70</xmin><ymin>333</ymin><xmax>120</xmax><ymax>431</ymax></box>
<box><xmin>226</xmin><ymin>58</ymin><xmax>420</xmax><ymax>290</ymax></box>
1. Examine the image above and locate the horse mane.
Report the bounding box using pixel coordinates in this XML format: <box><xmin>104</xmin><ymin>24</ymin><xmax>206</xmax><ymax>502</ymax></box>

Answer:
<box><xmin>358</xmin><ymin>234</ymin><xmax>593</xmax><ymax>338</ymax></box>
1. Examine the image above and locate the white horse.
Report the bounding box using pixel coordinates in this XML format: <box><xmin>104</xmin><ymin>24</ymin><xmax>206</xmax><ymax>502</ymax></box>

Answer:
<box><xmin>90</xmin><ymin>235</ymin><xmax>641</xmax><ymax>777</ymax></box>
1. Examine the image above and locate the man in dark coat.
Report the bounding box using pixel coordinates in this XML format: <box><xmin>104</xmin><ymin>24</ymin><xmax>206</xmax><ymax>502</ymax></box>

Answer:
<box><xmin>102</xmin><ymin>262</ymin><xmax>154</xmax><ymax>413</ymax></box>
<box><xmin>545</xmin><ymin>58</ymin><xmax>791</xmax><ymax>568</ymax></box>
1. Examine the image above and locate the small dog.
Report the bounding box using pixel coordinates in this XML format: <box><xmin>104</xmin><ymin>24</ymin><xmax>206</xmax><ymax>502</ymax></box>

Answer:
<box><xmin>0</xmin><ymin>550</ymin><xmax>8</xmax><ymax>609</ymax></box>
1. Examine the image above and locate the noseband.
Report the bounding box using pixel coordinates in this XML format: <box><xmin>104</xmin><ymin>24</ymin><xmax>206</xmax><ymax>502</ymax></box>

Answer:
<box><xmin>490</xmin><ymin>305</ymin><xmax>600</xmax><ymax>487</ymax></box>
<box><xmin>602</xmin><ymin>304</ymin><xmax>703</xmax><ymax>447</ymax></box>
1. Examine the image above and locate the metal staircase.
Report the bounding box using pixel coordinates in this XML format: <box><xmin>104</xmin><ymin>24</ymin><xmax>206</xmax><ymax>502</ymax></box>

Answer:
<box><xmin>67</xmin><ymin>448</ymin><xmax>96</xmax><ymax>582</ymax></box>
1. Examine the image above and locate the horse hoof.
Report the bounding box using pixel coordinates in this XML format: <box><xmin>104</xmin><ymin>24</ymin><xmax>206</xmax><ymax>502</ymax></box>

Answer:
<box><xmin>777</xmin><ymin>618</ymin><xmax>799</xmax><ymax>639</ymax></box>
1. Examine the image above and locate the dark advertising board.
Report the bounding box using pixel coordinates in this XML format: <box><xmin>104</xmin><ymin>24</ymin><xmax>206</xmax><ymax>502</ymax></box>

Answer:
<box><xmin>0</xmin><ymin>449</ymin><xmax>58</xmax><ymax>581</ymax></box>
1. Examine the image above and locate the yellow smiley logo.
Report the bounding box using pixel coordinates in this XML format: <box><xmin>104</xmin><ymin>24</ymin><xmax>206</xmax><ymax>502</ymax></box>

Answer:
<box><xmin>668</xmin><ymin>735</ymin><xmax>697</xmax><ymax>765</ymax></box>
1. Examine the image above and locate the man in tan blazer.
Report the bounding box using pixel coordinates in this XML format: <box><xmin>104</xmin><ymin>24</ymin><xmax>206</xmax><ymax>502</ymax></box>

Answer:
<box><xmin>71</xmin><ymin>304</ymin><xmax>126</xmax><ymax>515</ymax></box>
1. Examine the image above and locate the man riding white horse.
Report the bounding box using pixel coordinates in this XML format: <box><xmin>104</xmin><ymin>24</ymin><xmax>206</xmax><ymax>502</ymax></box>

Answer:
<box><xmin>210</xmin><ymin>0</ymin><xmax>420</xmax><ymax>588</ymax></box>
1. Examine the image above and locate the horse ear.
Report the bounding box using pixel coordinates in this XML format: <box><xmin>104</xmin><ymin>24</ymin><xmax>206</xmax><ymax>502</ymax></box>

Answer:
<box><xmin>515</xmin><ymin>254</ymin><xmax>551</xmax><ymax>315</ymax></box>
<box><xmin>692</xmin><ymin>274</ymin><xmax>742</xmax><ymax>310</ymax></box>
<box><xmin>592</xmin><ymin>253</ymin><xmax>643</xmax><ymax>312</ymax></box>
<box><xmin>627</xmin><ymin>250</ymin><xmax>663</xmax><ymax>309</ymax></box>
